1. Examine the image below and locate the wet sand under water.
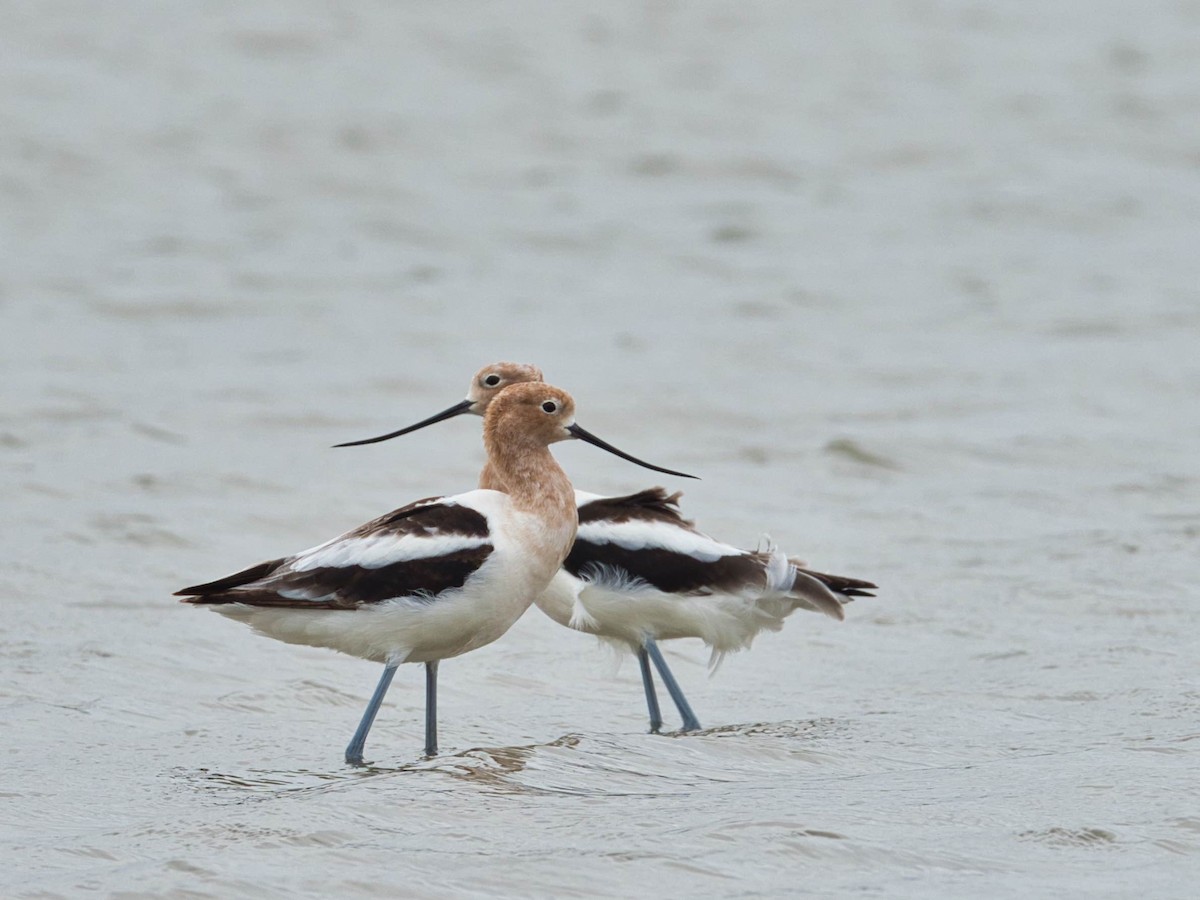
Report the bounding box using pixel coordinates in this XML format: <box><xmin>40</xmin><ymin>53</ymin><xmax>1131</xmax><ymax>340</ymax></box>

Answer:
<box><xmin>3</xmin><ymin>2</ymin><xmax>1200</xmax><ymax>897</ymax></box>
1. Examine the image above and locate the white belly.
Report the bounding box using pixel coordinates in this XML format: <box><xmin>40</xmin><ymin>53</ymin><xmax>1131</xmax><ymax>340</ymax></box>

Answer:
<box><xmin>535</xmin><ymin>569</ymin><xmax>799</xmax><ymax>659</ymax></box>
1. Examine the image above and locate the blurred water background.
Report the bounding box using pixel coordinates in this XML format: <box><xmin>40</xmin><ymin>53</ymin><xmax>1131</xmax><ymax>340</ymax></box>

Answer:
<box><xmin>3</xmin><ymin>1</ymin><xmax>1199</xmax><ymax>897</ymax></box>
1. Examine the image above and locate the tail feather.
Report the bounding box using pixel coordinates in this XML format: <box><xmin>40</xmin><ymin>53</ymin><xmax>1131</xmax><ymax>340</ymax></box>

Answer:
<box><xmin>798</xmin><ymin>568</ymin><xmax>877</xmax><ymax>599</ymax></box>
<box><xmin>786</xmin><ymin>557</ymin><xmax>877</xmax><ymax>621</ymax></box>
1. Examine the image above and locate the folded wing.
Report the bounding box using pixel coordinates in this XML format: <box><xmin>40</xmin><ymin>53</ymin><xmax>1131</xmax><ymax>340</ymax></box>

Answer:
<box><xmin>569</xmin><ymin>488</ymin><xmax>877</xmax><ymax>616</ymax></box>
<box><xmin>176</xmin><ymin>496</ymin><xmax>495</xmax><ymax>609</ymax></box>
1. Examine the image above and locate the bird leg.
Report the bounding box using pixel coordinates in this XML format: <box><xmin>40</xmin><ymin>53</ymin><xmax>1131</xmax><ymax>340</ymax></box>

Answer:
<box><xmin>644</xmin><ymin>639</ymin><xmax>701</xmax><ymax>732</ymax></box>
<box><xmin>423</xmin><ymin>660</ymin><xmax>439</xmax><ymax>757</ymax></box>
<box><xmin>345</xmin><ymin>663</ymin><xmax>398</xmax><ymax>765</ymax></box>
<box><xmin>636</xmin><ymin>645</ymin><xmax>664</xmax><ymax>733</ymax></box>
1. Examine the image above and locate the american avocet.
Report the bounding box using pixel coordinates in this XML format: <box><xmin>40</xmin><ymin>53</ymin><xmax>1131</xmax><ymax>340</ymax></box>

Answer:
<box><xmin>337</xmin><ymin>363</ymin><xmax>877</xmax><ymax>734</ymax></box>
<box><xmin>176</xmin><ymin>382</ymin><xmax>695</xmax><ymax>764</ymax></box>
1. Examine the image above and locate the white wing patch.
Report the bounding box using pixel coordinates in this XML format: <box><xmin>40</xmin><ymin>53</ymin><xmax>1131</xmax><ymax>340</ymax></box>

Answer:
<box><xmin>576</xmin><ymin>519</ymin><xmax>744</xmax><ymax>563</ymax></box>
<box><xmin>291</xmin><ymin>533</ymin><xmax>492</xmax><ymax>572</ymax></box>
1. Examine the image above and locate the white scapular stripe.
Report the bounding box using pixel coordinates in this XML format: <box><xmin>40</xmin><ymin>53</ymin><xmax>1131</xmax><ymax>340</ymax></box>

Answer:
<box><xmin>292</xmin><ymin>533</ymin><xmax>492</xmax><ymax>572</ymax></box>
<box><xmin>575</xmin><ymin>519</ymin><xmax>743</xmax><ymax>563</ymax></box>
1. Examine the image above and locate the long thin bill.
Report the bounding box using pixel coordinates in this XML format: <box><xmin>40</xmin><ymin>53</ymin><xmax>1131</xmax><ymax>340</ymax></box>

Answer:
<box><xmin>566</xmin><ymin>423</ymin><xmax>698</xmax><ymax>479</ymax></box>
<box><xmin>333</xmin><ymin>399</ymin><xmax>475</xmax><ymax>447</ymax></box>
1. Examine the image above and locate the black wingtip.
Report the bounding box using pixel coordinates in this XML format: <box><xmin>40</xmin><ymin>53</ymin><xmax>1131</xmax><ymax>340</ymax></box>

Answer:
<box><xmin>174</xmin><ymin>558</ymin><xmax>287</xmax><ymax>597</ymax></box>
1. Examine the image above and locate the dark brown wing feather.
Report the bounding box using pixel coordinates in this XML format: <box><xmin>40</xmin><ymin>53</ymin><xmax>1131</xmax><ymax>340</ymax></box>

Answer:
<box><xmin>175</xmin><ymin>558</ymin><xmax>289</xmax><ymax>596</ymax></box>
<box><xmin>577</xmin><ymin>488</ymin><xmax>695</xmax><ymax>529</ymax></box>
<box><xmin>568</xmin><ymin>545</ymin><xmax>771</xmax><ymax>595</ymax></box>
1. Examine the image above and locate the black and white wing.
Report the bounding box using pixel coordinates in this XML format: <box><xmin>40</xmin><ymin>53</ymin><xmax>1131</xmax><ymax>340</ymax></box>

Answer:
<box><xmin>567</xmin><ymin>488</ymin><xmax>875</xmax><ymax>616</ymax></box>
<box><xmin>176</xmin><ymin>495</ymin><xmax>495</xmax><ymax>609</ymax></box>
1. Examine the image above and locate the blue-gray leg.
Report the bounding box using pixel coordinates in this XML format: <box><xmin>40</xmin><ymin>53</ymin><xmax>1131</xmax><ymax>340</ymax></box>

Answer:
<box><xmin>644</xmin><ymin>639</ymin><xmax>701</xmax><ymax>732</ymax></box>
<box><xmin>636</xmin><ymin>646</ymin><xmax>664</xmax><ymax>733</ymax></box>
<box><xmin>423</xmin><ymin>660</ymin><xmax>439</xmax><ymax>757</ymax></box>
<box><xmin>345</xmin><ymin>663</ymin><xmax>398</xmax><ymax>765</ymax></box>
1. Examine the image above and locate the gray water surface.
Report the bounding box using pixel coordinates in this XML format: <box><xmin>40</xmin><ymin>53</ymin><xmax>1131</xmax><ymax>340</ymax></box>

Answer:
<box><xmin>3</xmin><ymin>2</ymin><xmax>1199</xmax><ymax>897</ymax></box>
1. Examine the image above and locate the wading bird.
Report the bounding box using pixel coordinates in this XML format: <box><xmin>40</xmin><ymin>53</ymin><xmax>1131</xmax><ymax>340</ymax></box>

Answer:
<box><xmin>336</xmin><ymin>363</ymin><xmax>876</xmax><ymax>734</ymax></box>
<box><xmin>177</xmin><ymin>382</ymin><xmax>695</xmax><ymax>764</ymax></box>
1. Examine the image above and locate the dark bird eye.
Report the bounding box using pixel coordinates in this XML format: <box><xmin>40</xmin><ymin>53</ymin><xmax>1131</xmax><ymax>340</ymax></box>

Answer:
<box><xmin>484</xmin><ymin>374</ymin><xmax>501</xmax><ymax>387</ymax></box>
<box><xmin>542</xmin><ymin>401</ymin><xmax>557</xmax><ymax>413</ymax></box>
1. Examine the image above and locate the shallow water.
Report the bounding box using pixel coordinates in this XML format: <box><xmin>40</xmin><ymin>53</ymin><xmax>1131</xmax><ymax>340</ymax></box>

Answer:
<box><xmin>3</xmin><ymin>1</ymin><xmax>1200</xmax><ymax>897</ymax></box>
